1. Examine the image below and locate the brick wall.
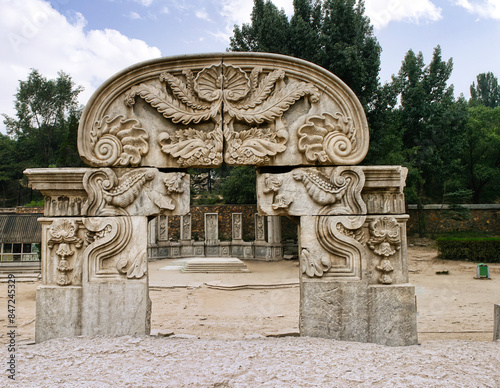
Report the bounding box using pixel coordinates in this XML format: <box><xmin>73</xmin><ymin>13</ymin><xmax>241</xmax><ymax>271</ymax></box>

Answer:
<box><xmin>407</xmin><ymin>205</ymin><xmax>500</xmax><ymax>236</ymax></box>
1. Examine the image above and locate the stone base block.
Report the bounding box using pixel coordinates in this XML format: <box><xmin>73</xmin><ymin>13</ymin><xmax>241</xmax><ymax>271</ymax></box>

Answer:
<box><xmin>300</xmin><ymin>281</ymin><xmax>417</xmax><ymax>346</ymax></box>
<box><xmin>82</xmin><ymin>281</ymin><xmax>150</xmax><ymax>337</ymax></box>
<box><xmin>369</xmin><ymin>284</ymin><xmax>418</xmax><ymax>346</ymax></box>
<box><xmin>36</xmin><ymin>286</ymin><xmax>82</xmax><ymax>342</ymax></box>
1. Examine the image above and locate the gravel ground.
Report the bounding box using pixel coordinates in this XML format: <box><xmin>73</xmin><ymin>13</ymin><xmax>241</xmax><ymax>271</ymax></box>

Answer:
<box><xmin>12</xmin><ymin>336</ymin><xmax>500</xmax><ymax>387</ymax></box>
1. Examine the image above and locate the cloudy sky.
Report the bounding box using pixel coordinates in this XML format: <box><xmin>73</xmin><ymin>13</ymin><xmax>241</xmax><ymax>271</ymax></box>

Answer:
<box><xmin>1</xmin><ymin>0</ymin><xmax>500</xmax><ymax>132</ymax></box>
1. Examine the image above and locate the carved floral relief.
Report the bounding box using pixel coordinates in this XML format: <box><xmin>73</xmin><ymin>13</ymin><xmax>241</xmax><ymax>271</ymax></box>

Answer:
<box><xmin>48</xmin><ymin>219</ymin><xmax>83</xmax><ymax>286</ymax></box>
<box><xmin>367</xmin><ymin>216</ymin><xmax>401</xmax><ymax>284</ymax></box>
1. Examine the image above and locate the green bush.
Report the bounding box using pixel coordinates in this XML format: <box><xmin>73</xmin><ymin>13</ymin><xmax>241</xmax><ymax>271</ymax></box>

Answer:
<box><xmin>436</xmin><ymin>237</ymin><xmax>500</xmax><ymax>263</ymax></box>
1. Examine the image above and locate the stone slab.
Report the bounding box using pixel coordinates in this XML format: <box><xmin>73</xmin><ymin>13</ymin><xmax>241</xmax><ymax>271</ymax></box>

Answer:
<box><xmin>35</xmin><ymin>286</ymin><xmax>82</xmax><ymax>342</ymax></box>
<box><xmin>82</xmin><ymin>281</ymin><xmax>150</xmax><ymax>336</ymax></box>
<box><xmin>299</xmin><ymin>281</ymin><xmax>418</xmax><ymax>346</ymax></box>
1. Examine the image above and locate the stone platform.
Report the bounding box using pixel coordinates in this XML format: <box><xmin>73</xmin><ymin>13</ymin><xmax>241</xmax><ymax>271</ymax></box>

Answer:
<box><xmin>162</xmin><ymin>258</ymin><xmax>250</xmax><ymax>273</ymax></box>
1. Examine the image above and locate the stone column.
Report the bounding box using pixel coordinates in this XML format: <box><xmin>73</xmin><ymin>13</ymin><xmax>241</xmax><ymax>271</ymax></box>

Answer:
<box><xmin>257</xmin><ymin>166</ymin><xmax>418</xmax><ymax>346</ymax></box>
<box><xmin>26</xmin><ymin>168</ymin><xmax>190</xmax><ymax>342</ymax></box>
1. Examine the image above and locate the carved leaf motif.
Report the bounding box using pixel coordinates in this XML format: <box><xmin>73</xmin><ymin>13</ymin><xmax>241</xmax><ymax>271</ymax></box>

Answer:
<box><xmin>222</xmin><ymin>65</ymin><xmax>251</xmax><ymax>102</ymax></box>
<box><xmin>89</xmin><ymin>115</ymin><xmax>149</xmax><ymax>167</ymax></box>
<box><xmin>126</xmin><ymin>252</ymin><xmax>148</xmax><ymax>279</ymax></box>
<box><xmin>301</xmin><ymin>248</ymin><xmax>331</xmax><ymax>277</ymax></box>
<box><xmin>226</xmin><ymin>127</ymin><xmax>287</xmax><ymax>165</ymax></box>
<box><xmin>236</xmin><ymin>69</ymin><xmax>285</xmax><ymax>109</ymax></box>
<box><xmin>160</xmin><ymin>72</ymin><xmax>210</xmax><ymax>110</ymax></box>
<box><xmin>158</xmin><ymin>128</ymin><xmax>222</xmax><ymax>167</ymax></box>
<box><xmin>226</xmin><ymin>82</ymin><xmax>319</xmax><ymax>124</ymax></box>
<box><xmin>124</xmin><ymin>83</ymin><xmax>216</xmax><ymax>124</ymax></box>
<box><xmin>293</xmin><ymin>169</ymin><xmax>348</xmax><ymax>206</ymax></box>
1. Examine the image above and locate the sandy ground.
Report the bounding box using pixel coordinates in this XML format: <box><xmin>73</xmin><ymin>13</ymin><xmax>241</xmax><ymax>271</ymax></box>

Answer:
<box><xmin>1</xmin><ymin>242</ymin><xmax>499</xmax><ymax>386</ymax></box>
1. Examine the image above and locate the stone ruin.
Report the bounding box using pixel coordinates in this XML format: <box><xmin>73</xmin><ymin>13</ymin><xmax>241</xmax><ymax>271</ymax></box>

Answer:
<box><xmin>25</xmin><ymin>53</ymin><xmax>417</xmax><ymax>346</ymax></box>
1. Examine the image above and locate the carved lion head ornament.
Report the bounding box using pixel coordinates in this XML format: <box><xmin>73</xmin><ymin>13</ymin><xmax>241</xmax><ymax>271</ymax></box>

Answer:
<box><xmin>78</xmin><ymin>53</ymin><xmax>369</xmax><ymax>169</ymax></box>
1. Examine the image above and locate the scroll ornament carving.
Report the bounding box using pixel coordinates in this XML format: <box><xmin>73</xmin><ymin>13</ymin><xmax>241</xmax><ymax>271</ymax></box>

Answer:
<box><xmin>296</xmin><ymin>167</ymin><xmax>366</xmax><ymax>278</ymax></box>
<box><xmin>88</xmin><ymin>115</ymin><xmax>149</xmax><ymax>167</ymax></box>
<box><xmin>124</xmin><ymin>64</ymin><xmax>320</xmax><ymax>166</ymax></box>
<box><xmin>297</xmin><ymin>112</ymin><xmax>357</xmax><ymax>164</ymax></box>
<box><xmin>367</xmin><ymin>216</ymin><xmax>401</xmax><ymax>284</ymax></box>
<box><xmin>48</xmin><ymin>219</ymin><xmax>83</xmax><ymax>286</ymax></box>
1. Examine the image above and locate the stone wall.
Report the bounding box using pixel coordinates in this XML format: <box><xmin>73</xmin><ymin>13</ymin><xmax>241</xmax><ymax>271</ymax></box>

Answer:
<box><xmin>407</xmin><ymin>204</ymin><xmax>500</xmax><ymax>236</ymax></box>
<box><xmin>167</xmin><ymin>205</ymin><xmax>299</xmax><ymax>242</ymax></box>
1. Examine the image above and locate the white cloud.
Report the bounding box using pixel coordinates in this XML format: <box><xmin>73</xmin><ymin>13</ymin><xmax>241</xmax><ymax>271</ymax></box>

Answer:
<box><xmin>136</xmin><ymin>0</ymin><xmax>154</xmax><ymax>6</ymax></box>
<box><xmin>161</xmin><ymin>6</ymin><xmax>169</xmax><ymax>14</ymax></box>
<box><xmin>195</xmin><ymin>9</ymin><xmax>212</xmax><ymax>22</ymax></box>
<box><xmin>128</xmin><ymin>11</ymin><xmax>143</xmax><ymax>19</ymax></box>
<box><xmin>455</xmin><ymin>0</ymin><xmax>500</xmax><ymax>19</ymax></box>
<box><xmin>364</xmin><ymin>0</ymin><xmax>443</xmax><ymax>29</ymax></box>
<box><xmin>0</xmin><ymin>0</ymin><xmax>161</xmax><ymax>132</ymax></box>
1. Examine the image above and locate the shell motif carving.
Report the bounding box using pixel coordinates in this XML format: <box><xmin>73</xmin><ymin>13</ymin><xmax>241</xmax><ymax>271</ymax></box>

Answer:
<box><xmin>124</xmin><ymin>64</ymin><xmax>320</xmax><ymax>167</ymax></box>
<box><xmin>367</xmin><ymin>216</ymin><xmax>401</xmax><ymax>284</ymax></box>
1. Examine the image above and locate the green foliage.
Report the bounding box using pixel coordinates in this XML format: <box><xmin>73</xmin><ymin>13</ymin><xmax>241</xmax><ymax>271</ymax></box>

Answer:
<box><xmin>436</xmin><ymin>237</ymin><xmax>500</xmax><ymax>263</ymax></box>
<box><xmin>461</xmin><ymin>105</ymin><xmax>500</xmax><ymax>203</ymax></box>
<box><xmin>470</xmin><ymin>72</ymin><xmax>500</xmax><ymax>108</ymax></box>
<box><xmin>229</xmin><ymin>0</ymin><xmax>381</xmax><ymax>108</ymax></box>
<box><xmin>2</xmin><ymin>69</ymin><xmax>83</xmax><ymax>167</ymax></box>
<box><xmin>220</xmin><ymin>166</ymin><xmax>257</xmax><ymax>204</ymax></box>
<box><xmin>25</xmin><ymin>199</ymin><xmax>45</xmax><ymax>207</ymax></box>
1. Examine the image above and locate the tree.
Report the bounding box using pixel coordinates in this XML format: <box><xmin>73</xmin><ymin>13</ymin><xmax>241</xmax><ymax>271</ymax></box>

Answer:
<box><xmin>2</xmin><ymin>69</ymin><xmax>83</xmax><ymax>167</ymax></box>
<box><xmin>220</xmin><ymin>166</ymin><xmax>257</xmax><ymax>204</ymax></box>
<box><xmin>0</xmin><ymin>134</ymin><xmax>20</xmax><ymax>207</ymax></box>
<box><xmin>470</xmin><ymin>72</ymin><xmax>500</xmax><ymax>108</ymax></box>
<box><xmin>229</xmin><ymin>0</ymin><xmax>381</xmax><ymax>109</ymax></box>
<box><xmin>230</xmin><ymin>0</ymin><xmax>291</xmax><ymax>54</ymax></box>
<box><xmin>462</xmin><ymin>105</ymin><xmax>500</xmax><ymax>203</ymax></box>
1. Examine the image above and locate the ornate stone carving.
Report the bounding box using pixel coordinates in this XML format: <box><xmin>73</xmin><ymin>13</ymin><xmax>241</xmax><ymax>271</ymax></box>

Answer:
<box><xmin>301</xmin><ymin>248</ymin><xmax>331</xmax><ymax>277</ymax></box>
<box><xmin>205</xmin><ymin>213</ymin><xmax>219</xmax><ymax>244</ymax></box>
<box><xmin>86</xmin><ymin>115</ymin><xmax>149</xmax><ymax>167</ymax></box>
<box><xmin>255</xmin><ymin>215</ymin><xmax>265</xmax><ymax>241</ymax></box>
<box><xmin>298</xmin><ymin>112</ymin><xmax>357</xmax><ymax>165</ymax></box>
<box><xmin>181</xmin><ymin>214</ymin><xmax>191</xmax><ymax>241</ymax></box>
<box><xmin>293</xmin><ymin>167</ymin><xmax>366</xmax><ymax>215</ymax></box>
<box><xmin>158</xmin><ymin>215</ymin><xmax>168</xmax><ymax>241</ymax></box>
<box><xmin>48</xmin><ymin>219</ymin><xmax>83</xmax><ymax>286</ymax></box>
<box><xmin>367</xmin><ymin>216</ymin><xmax>401</xmax><ymax>284</ymax></box>
<box><xmin>232</xmin><ymin>213</ymin><xmax>243</xmax><ymax>241</ymax></box>
<box><xmin>124</xmin><ymin>64</ymin><xmax>319</xmax><ymax>167</ymax></box>
<box><xmin>83</xmin><ymin>168</ymin><xmax>187</xmax><ymax>217</ymax></box>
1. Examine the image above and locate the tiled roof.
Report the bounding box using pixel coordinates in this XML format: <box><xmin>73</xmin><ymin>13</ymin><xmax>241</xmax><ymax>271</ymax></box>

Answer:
<box><xmin>0</xmin><ymin>214</ymin><xmax>42</xmax><ymax>243</ymax></box>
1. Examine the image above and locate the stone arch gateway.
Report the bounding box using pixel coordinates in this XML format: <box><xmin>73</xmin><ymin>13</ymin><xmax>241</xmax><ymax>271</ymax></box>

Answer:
<box><xmin>25</xmin><ymin>53</ymin><xmax>417</xmax><ymax>346</ymax></box>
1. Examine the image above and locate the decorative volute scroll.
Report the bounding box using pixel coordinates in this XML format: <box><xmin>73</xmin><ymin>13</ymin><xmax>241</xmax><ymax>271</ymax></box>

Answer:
<box><xmin>78</xmin><ymin>53</ymin><xmax>369</xmax><ymax>168</ymax></box>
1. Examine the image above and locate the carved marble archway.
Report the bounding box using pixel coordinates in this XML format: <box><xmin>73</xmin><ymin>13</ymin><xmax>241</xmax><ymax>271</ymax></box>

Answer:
<box><xmin>26</xmin><ymin>53</ymin><xmax>417</xmax><ymax>346</ymax></box>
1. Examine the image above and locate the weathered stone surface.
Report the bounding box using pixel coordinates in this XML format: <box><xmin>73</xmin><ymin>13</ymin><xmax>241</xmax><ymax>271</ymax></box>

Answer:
<box><xmin>300</xmin><ymin>281</ymin><xmax>418</xmax><ymax>346</ymax></box>
<box><xmin>368</xmin><ymin>284</ymin><xmax>418</xmax><ymax>346</ymax></box>
<box><xmin>82</xmin><ymin>281</ymin><xmax>150</xmax><ymax>336</ymax></box>
<box><xmin>258</xmin><ymin>166</ymin><xmax>407</xmax><ymax>216</ymax></box>
<box><xmin>35</xmin><ymin>286</ymin><xmax>82</xmax><ymax>342</ymax></box>
<box><xmin>78</xmin><ymin>53</ymin><xmax>369</xmax><ymax>168</ymax></box>
<box><xmin>25</xmin><ymin>167</ymin><xmax>190</xmax><ymax>217</ymax></box>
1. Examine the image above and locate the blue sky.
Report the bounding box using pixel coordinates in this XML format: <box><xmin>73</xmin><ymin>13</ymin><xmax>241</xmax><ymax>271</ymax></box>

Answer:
<box><xmin>1</xmin><ymin>0</ymin><xmax>500</xmax><ymax>132</ymax></box>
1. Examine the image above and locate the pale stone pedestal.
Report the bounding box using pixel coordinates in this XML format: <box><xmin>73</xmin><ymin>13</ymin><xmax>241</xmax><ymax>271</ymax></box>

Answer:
<box><xmin>300</xmin><ymin>281</ymin><xmax>417</xmax><ymax>346</ymax></box>
<box><xmin>35</xmin><ymin>286</ymin><xmax>83</xmax><ymax>342</ymax></box>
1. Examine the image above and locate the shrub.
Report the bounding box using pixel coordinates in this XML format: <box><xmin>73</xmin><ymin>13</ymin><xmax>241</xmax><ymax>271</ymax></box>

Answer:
<box><xmin>436</xmin><ymin>237</ymin><xmax>500</xmax><ymax>263</ymax></box>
